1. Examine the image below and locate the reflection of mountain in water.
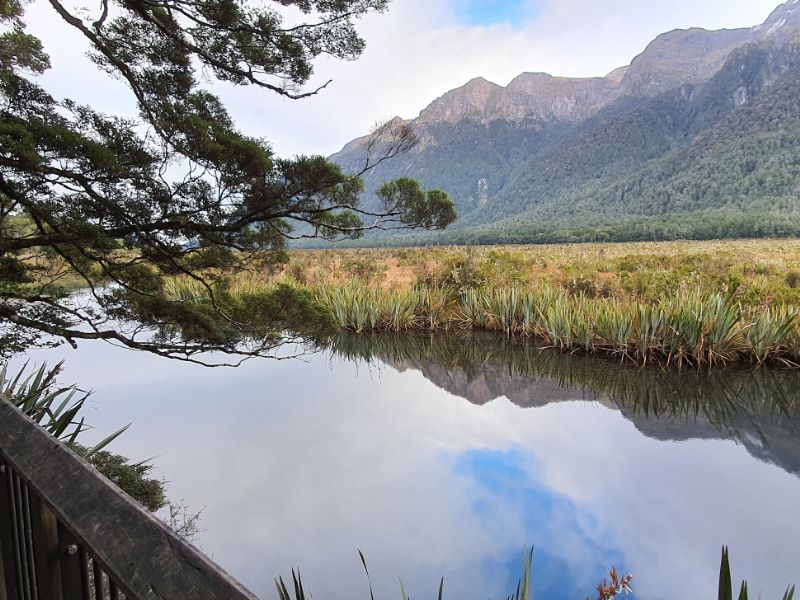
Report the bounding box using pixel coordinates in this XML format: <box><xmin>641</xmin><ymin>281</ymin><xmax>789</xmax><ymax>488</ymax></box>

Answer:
<box><xmin>327</xmin><ymin>333</ymin><xmax>800</xmax><ymax>479</ymax></box>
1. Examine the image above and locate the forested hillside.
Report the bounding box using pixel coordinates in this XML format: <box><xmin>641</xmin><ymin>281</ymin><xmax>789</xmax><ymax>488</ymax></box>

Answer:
<box><xmin>326</xmin><ymin>1</ymin><xmax>800</xmax><ymax>246</ymax></box>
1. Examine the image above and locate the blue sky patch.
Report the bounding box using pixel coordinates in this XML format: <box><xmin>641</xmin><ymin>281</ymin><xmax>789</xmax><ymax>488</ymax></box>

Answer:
<box><xmin>453</xmin><ymin>0</ymin><xmax>543</xmax><ymax>27</ymax></box>
<box><xmin>454</xmin><ymin>448</ymin><xmax>629</xmax><ymax>599</ymax></box>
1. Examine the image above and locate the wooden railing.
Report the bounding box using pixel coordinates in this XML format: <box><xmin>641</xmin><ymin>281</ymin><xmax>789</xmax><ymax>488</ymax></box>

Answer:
<box><xmin>0</xmin><ymin>401</ymin><xmax>260</xmax><ymax>600</ymax></box>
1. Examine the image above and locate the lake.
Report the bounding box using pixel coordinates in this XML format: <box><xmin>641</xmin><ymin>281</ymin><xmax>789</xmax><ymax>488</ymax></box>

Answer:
<box><xmin>11</xmin><ymin>332</ymin><xmax>800</xmax><ymax>599</ymax></box>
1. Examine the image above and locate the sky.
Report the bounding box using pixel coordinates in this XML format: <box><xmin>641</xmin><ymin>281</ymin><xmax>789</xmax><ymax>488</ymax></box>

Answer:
<box><xmin>24</xmin><ymin>0</ymin><xmax>787</xmax><ymax>157</ymax></box>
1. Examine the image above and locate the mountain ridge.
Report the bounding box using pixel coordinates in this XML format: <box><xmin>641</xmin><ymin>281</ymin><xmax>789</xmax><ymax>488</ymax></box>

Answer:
<box><xmin>326</xmin><ymin>1</ymin><xmax>800</xmax><ymax>246</ymax></box>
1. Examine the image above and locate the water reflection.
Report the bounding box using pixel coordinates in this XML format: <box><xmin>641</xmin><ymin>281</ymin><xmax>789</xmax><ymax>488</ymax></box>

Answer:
<box><xmin>9</xmin><ymin>332</ymin><xmax>800</xmax><ymax>600</ymax></box>
<box><xmin>327</xmin><ymin>332</ymin><xmax>800</xmax><ymax>479</ymax></box>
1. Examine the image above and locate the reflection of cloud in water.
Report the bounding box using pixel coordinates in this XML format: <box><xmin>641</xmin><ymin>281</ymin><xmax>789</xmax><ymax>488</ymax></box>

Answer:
<box><xmin>10</xmin><ymin>336</ymin><xmax>800</xmax><ymax>599</ymax></box>
<box><xmin>454</xmin><ymin>448</ymin><xmax>624</xmax><ymax>598</ymax></box>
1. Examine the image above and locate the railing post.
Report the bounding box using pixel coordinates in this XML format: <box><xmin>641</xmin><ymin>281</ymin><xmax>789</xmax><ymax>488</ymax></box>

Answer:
<box><xmin>29</xmin><ymin>494</ymin><xmax>63</xmax><ymax>600</ymax></box>
<box><xmin>92</xmin><ymin>556</ymin><xmax>105</xmax><ymax>600</ymax></box>
<box><xmin>1</xmin><ymin>401</ymin><xmax>260</xmax><ymax>600</ymax></box>
<box><xmin>0</xmin><ymin>459</ymin><xmax>20</xmax><ymax>600</ymax></box>
<box><xmin>57</xmin><ymin>526</ymin><xmax>88</xmax><ymax>600</ymax></box>
<box><xmin>0</xmin><ymin>532</ymin><xmax>6</xmax><ymax>600</ymax></box>
<box><xmin>12</xmin><ymin>472</ymin><xmax>36</xmax><ymax>599</ymax></box>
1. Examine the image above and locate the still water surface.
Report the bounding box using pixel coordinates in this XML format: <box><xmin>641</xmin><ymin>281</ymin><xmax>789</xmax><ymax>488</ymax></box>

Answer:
<box><xmin>13</xmin><ymin>333</ymin><xmax>800</xmax><ymax>599</ymax></box>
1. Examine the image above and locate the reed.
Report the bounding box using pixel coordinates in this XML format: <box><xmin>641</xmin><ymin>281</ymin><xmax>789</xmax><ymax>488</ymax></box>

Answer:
<box><xmin>274</xmin><ymin>546</ymin><xmax>793</xmax><ymax>600</ymax></box>
<box><xmin>159</xmin><ymin>240</ymin><xmax>800</xmax><ymax>368</ymax></box>
<box><xmin>312</xmin><ymin>281</ymin><xmax>800</xmax><ymax>367</ymax></box>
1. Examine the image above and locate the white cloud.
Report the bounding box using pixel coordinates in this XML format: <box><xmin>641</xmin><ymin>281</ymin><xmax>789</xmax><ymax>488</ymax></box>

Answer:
<box><xmin>23</xmin><ymin>0</ymin><xmax>786</xmax><ymax>155</ymax></box>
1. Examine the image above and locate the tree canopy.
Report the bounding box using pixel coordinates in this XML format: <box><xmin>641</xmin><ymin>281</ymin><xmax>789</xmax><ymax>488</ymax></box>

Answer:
<box><xmin>0</xmin><ymin>0</ymin><xmax>455</xmax><ymax>363</ymax></box>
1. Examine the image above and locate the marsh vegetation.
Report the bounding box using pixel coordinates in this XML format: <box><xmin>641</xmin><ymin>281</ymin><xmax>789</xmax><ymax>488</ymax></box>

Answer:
<box><xmin>162</xmin><ymin>240</ymin><xmax>800</xmax><ymax>368</ymax></box>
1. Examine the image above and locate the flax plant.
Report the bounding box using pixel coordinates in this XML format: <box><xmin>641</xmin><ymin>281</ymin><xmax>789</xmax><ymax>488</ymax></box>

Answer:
<box><xmin>741</xmin><ymin>306</ymin><xmax>799</xmax><ymax>365</ymax></box>
<box><xmin>489</xmin><ymin>288</ymin><xmax>521</xmax><ymax>335</ymax></box>
<box><xmin>519</xmin><ymin>291</ymin><xmax>541</xmax><ymax>336</ymax></box>
<box><xmin>541</xmin><ymin>293</ymin><xmax>577</xmax><ymax>350</ymax></box>
<box><xmin>416</xmin><ymin>286</ymin><xmax>453</xmax><ymax>330</ymax></box>
<box><xmin>0</xmin><ymin>362</ymin><xmax>128</xmax><ymax>457</ymax></box>
<box><xmin>166</xmin><ymin>243</ymin><xmax>800</xmax><ymax>369</ymax></box>
<box><xmin>460</xmin><ymin>288</ymin><xmax>491</xmax><ymax>329</ymax></box>
<box><xmin>596</xmin><ymin>300</ymin><xmax>633</xmax><ymax>359</ymax></box>
<box><xmin>163</xmin><ymin>276</ymin><xmax>208</xmax><ymax>304</ymax></box>
<box><xmin>378</xmin><ymin>291</ymin><xmax>418</xmax><ymax>331</ymax></box>
<box><xmin>272</xmin><ymin>545</ymin><xmax>793</xmax><ymax>600</ymax></box>
<box><xmin>316</xmin><ymin>285</ymin><xmax>381</xmax><ymax>332</ymax></box>
<box><xmin>313</xmin><ymin>283</ymin><xmax>800</xmax><ymax>367</ymax></box>
<box><xmin>718</xmin><ymin>547</ymin><xmax>795</xmax><ymax>600</ymax></box>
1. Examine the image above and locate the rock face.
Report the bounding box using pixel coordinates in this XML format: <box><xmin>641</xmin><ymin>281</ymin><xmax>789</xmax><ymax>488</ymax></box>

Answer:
<box><xmin>617</xmin><ymin>27</ymin><xmax>754</xmax><ymax>96</ymax></box>
<box><xmin>334</xmin><ymin>2</ymin><xmax>800</xmax><ymax>137</ymax></box>
<box><xmin>324</xmin><ymin>1</ymin><xmax>800</xmax><ymax>245</ymax></box>
<box><xmin>756</xmin><ymin>0</ymin><xmax>800</xmax><ymax>41</ymax></box>
<box><xmin>417</xmin><ymin>74</ymin><xmax>619</xmax><ymax>126</ymax></box>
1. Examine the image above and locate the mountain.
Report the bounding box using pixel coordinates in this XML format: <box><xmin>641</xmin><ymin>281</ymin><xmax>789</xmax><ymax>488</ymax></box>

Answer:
<box><xmin>328</xmin><ymin>1</ymin><xmax>800</xmax><ymax>246</ymax></box>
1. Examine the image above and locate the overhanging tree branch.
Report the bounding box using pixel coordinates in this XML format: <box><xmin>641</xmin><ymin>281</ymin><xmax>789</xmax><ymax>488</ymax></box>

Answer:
<box><xmin>0</xmin><ymin>0</ymin><xmax>455</xmax><ymax>363</ymax></box>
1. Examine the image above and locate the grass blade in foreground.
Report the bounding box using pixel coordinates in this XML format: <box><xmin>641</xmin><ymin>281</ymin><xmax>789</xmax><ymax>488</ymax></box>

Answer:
<box><xmin>719</xmin><ymin>547</ymin><xmax>795</xmax><ymax>600</ymax></box>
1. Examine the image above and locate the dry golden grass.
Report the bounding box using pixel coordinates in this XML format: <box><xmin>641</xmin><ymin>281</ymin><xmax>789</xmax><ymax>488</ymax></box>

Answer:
<box><xmin>161</xmin><ymin>240</ymin><xmax>800</xmax><ymax>367</ymax></box>
<box><xmin>281</xmin><ymin>239</ymin><xmax>800</xmax><ymax>307</ymax></box>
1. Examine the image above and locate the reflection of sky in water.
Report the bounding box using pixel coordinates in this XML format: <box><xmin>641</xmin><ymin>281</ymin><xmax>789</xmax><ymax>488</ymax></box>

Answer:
<box><xmin>454</xmin><ymin>449</ymin><xmax>624</xmax><ymax>598</ymax></box>
<box><xmin>10</xmin><ymin>341</ymin><xmax>800</xmax><ymax>600</ymax></box>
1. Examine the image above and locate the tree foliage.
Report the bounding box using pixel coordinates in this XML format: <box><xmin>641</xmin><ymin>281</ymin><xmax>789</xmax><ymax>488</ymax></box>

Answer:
<box><xmin>0</xmin><ymin>0</ymin><xmax>455</xmax><ymax>362</ymax></box>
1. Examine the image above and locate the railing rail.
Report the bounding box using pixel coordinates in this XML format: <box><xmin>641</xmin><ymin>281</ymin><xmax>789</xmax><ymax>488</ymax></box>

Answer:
<box><xmin>0</xmin><ymin>401</ymin><xmax>259</xmax><ymax>600</ymax></box>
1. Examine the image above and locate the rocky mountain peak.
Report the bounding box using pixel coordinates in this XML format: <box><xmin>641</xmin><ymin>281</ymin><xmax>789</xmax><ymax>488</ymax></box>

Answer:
<box><xmin>617</xmin><ymin>26</ymin><xmax>753</xmax><ymax>96</ymax></box>
<box><xmin>616</xmin><ymin>1</ymin><xmax>800</xmax><ymax>96</ymax></box>
<box><xmin>605</xmin><ymin>66</ymin><xmax>629</xmax><ymax>84</ymax></box>
<box><xmin>761</xmin><ymin>0</ymin><xmax>800</xmax><ymax>29</ymax></box>
<box><xmin>417</xmin><ymin>71</ymin><xmax>619</xmax><ymax>126</ymax></box>
<box><xmin>505</xmin><ymin>72</ymin><xmax>620</xmax><ymax>121</ymax></box>
<box><xmin>375</xmin><ymin>2</ymin><xmax>800</xmax><ymax>131</ymax></box>
<box><xmin>756</xmin><ymin>0</ymin><xmax>800</xmax><ymax>41</ymax></box>
<box><xmin>417</xmin><ymin>77</ymin><xmax>503</xmax><ymax>125</ymax></box>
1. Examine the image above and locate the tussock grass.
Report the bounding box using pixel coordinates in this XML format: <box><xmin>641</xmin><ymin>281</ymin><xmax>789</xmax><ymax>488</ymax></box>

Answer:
<box><xmin>163</xmin><ymin>240</ymin><xmax>800</xmax><ymax>368</ymax></box>
<box><xmin>317</xmin><ymin>283</ymin><xmax>799</xmax><ymax>368</ymax></box>
<box><xmin>284</xmin><ymin>239</ymin><xmax>800</xmax><ymax>308</ymax></box>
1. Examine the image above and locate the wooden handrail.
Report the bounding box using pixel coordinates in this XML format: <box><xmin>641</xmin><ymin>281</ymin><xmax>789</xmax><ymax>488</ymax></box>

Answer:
<box><xmin>0</xmin><ymin>401</ymin><xmax>260</xmax><ymax>600</ymax></box>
